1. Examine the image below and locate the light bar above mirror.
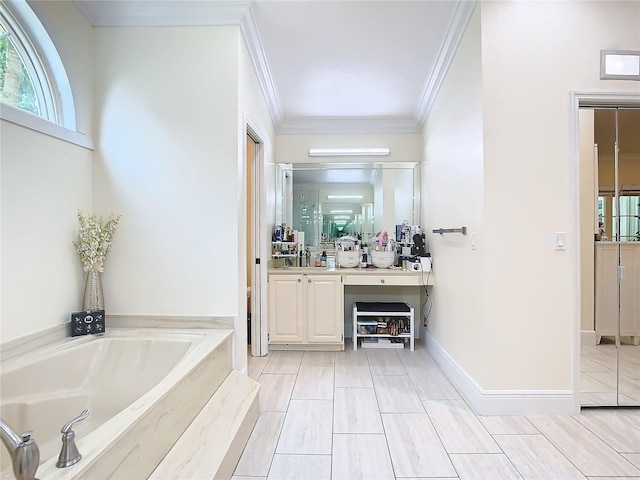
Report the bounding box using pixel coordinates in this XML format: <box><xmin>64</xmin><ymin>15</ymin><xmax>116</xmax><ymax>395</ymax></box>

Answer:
<box><xmin>308</xmin><ymin>148</ymin><xmax>390</xmax><ymax>157</ymax></box>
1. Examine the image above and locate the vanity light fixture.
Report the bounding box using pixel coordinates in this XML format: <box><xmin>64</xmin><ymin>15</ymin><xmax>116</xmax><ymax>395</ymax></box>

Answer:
<box><xmin>600</xmin><ymin>50</ymin><xmax>640</xmax><ymax>80</ymax></box>
<box><xmin>333</xmin><ymin>215</ymin><xmax>351</xmax><ymax>220</ymax></box>
<box><xmin>327</xmin><ymin>194</ymin><xmax>363</xmax><ymax>200</ymax></box>
<box><xmin>308</xmin><ymin>148</ymin><xmax>390</xmax><ymax>157</ymax></box>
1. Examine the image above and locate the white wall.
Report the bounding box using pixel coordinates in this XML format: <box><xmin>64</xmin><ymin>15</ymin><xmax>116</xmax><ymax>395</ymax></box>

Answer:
<box><xmin>479</xmin><ymin>0</ymin><xmax>639</xmax><ymax>391</ymax></box>
<box><xmin>423</xmin><ymin>1</ymin><xmax>639</xmax><ymax>403</ymax></box>
<box><xmin>1</xmin><ymin>1</ymin><xmax>94</xmax><ymax>343</ymax></box>
<box><xmin>93</xmin><ymin>26</ymin><xmax>241</xmax><ymax>317</ymax></box>
<box><xmin>238</xmin><ymin>32</ymin><xmax>277</xmax><ymax>364</ymax></box>
<box><xmin>421</xmin><ymin>4</ymin><xmax>485</xmax><ymax>384</ymax></box>
<box><xmin>91</xmin><ymin>24</ymin><xmax>276</xmax><ymax>370</ymax></box>
<box><xmin>1</xmin><ymin>122</ymin><xmax>93</xmax><ymax>342</ymax></box>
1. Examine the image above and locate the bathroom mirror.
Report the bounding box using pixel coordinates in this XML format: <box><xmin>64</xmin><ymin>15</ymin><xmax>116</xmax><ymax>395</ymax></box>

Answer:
<box><xmin>274</xmin><ymin>162</ymin><xmax>420</xmax><ymax>248</ymax></box>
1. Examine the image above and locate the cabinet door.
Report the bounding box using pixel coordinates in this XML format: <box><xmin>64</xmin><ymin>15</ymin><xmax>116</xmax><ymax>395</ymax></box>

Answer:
<box><xmin>268</xmin><ymin>275</ymin><xmax>304</xmax><ymax>343</ymax></box>
<box><xmin>595</xmin><ymin>243</ymin><xmax>619</xmax><ymax>337</ymax></box>
<box><xmin>306</xmin><ymin>275</ymin><xmax>343</xmax><ymax>343</ymax></box>
<box><xmin>620</xmin><ymin>244</ymin><xmax>640</xmax><ymax>337</ymax></box>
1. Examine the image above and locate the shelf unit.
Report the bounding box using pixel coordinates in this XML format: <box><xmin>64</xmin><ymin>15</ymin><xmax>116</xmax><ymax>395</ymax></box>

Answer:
<box><xmin>272</xmin><ymin>241</ymin><xmax>299</xmax><ymax>266</ymax></box>
<box><xmin>352</xmin><ymin>301</ymin><xmax>414</xmax><ymax>351</ymax></box>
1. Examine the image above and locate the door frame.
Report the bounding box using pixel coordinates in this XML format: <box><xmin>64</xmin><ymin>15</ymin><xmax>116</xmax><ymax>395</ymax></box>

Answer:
<box><xmin>569</xmin><ymin>91</ymin><xmax>640</xmax><ymax>411</ymax></box>
<box><xmin>242</xmin><ymin>116</ymin><xmax>269</xmax><ymax>359</ymax></box>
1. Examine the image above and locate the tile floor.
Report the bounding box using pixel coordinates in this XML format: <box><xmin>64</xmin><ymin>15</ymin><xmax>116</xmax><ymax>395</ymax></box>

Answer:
<box><xmin>581</xmin><ymin>337</ymin><xmax>640</xmax><ymax>406</ymax></box>
<box><xmin>233</xmin><ymin>342</ymin><xmax>640</xmax><ymax>480</ymax></box>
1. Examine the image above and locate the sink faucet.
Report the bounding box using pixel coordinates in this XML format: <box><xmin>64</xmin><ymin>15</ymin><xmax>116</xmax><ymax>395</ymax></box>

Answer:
<box><xmin>0</xmin><ymin>419</ymin><xmax>39</xmax><ymax>480</ymax></box>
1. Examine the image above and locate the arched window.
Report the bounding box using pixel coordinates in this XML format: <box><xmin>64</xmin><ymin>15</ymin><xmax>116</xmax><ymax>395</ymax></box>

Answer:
<box><xmin>0</xmin><ymin>0</ymin><xmax>76</xmax><ymax>131</ymax></box>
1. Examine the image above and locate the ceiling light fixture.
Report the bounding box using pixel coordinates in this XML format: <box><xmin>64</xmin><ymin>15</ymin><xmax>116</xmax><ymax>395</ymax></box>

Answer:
<box><xmin>330</xmin><ymin>209</ymin><xmax>353</xmax><ymax>214</ymax></box>
<box><xmin>600</xmin><ymin>50</ymin><xmax>640</xmax><ymax>80</ymax></box>
<box><xmin>308</xmin><ymin>148</ymin><xmax>390</xmax><ymax>157</ymax></box>
<box><xmin>333</xmin><ymin>215</ymin><xmax>351</xmax><ymax>220</ymax></box>
<box><xmin>327</xmin><ymin>195</ymin><xmax>363</xmax><ymax>200</ymax></box>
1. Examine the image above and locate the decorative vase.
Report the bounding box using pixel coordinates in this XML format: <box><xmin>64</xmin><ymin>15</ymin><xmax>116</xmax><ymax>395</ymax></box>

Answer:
<box><xmin>83</xmin><ymin>270</ymin><xmax>104</xmax><ymax>311</ymax></box>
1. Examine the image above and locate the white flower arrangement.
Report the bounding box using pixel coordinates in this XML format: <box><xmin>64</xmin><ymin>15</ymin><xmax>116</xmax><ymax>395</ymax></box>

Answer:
<box><xmin>73</xmin><ymin>211</ymin><xmax>122</xmax><ymax>272</ymax></box>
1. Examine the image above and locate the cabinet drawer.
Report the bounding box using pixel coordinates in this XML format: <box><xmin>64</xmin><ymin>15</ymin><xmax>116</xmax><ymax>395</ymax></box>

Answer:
<box><xmin>343</xmin><ymin>275</ymin><xmax>421</xmax><ymax>286</ymax></box>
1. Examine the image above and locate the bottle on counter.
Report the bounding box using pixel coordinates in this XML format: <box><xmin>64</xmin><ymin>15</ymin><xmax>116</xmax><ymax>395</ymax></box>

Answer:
<box><xmin>321</xmin><ymin>251</ymin><xmax>327</xmax><ymax>267</ymax></box>
<box><xmin>315</xmin><ymin>253</ymin><xmax>322</xmax><ymax>267</ymax></box>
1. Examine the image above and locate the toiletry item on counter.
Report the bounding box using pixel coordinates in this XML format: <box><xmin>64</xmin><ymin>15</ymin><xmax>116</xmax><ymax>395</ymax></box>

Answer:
<box><xmin>321</xmin><ymin>251</ymin><xmax>327</xmax><ymax>267</ymax></box>
<box><xmin>315</xmin><ymin>253</ymin><xmax>322</xmax><ymax>267</ymax></box>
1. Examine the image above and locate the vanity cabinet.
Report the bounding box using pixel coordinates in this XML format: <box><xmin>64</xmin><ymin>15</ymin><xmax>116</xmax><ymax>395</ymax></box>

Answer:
<box><xmin>268</xmin><ymin>273</ymin><xmax>344</xmax><ymax>349</ymax></box>
<box><xmin>268</xmin><ymin>274</ymin><xmax>304</xmax><ymax>343</ymax></box>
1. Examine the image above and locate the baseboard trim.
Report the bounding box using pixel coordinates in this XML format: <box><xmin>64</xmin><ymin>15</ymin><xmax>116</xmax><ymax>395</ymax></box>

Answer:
<box><xmin>426</xmin><ymin>333</ymin><xmax>575</xmax><ymax>415</ymax></box>
<box><xmin>581</xmin><ymin>330</ymin><xmax>597</xmax><ymax>346</ymax></box>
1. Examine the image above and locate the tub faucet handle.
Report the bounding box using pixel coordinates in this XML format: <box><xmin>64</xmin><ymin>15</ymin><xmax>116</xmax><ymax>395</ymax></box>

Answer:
<box><xmin>61</xmin><ymin>410</ymin><xmax>89</xmax><ymax>434</ymax></box>
<box><xmin>56</xmin><ymin>409</ymin><xmax>89</xmax><ymax>468</ymax></box>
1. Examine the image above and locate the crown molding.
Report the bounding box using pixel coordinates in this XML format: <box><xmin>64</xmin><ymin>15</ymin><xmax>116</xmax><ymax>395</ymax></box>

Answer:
<box><xmin>239</xmin><ymin>5</ymin><xmax>283</xmax><ymax>126</ymax></box>
<box><xmin>277</xmin><ymin>116</ymin><xmax>420</xmax><ymax>135</ymax></box>
<box><xmin>72</xmin><ymin>1</ymin><xmax>250</xmax><ymax>27</ymax></box>
<box><xmin>414</xmin><ymin>0</ymin><xmax>478</xmax><ymax>130</ymax></box>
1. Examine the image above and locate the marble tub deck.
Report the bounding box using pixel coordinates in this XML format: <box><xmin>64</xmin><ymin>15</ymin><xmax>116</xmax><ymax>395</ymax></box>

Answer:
<box><xmin>233</xmin><ymin>342</ymin><xmax>640</xmax><ymax>480</ymax></box>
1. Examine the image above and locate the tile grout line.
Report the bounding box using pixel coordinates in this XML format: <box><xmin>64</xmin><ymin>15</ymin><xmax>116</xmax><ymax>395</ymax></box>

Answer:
<box><xmin>521</xmin><ymin>418</ymin><xmax>601</xmax><ymax>479</ymax></box>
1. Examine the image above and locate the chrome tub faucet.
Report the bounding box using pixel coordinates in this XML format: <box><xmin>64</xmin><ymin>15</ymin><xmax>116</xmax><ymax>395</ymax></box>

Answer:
<box><xmin>0</xmin><ymin>419</ymin><xmax>39</xmax><ymax>480</ymax></box>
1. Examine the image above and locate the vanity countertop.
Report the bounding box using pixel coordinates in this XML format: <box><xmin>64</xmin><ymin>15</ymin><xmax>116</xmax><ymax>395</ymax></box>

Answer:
<box><xmin>267</xmin><ymin>266</ymin><xmax>434</xmax><ymax>285</ymax></box>
<box><xmin>268</xmin><ymin>266</ymin><xmax>422</xmax><ymax>274</ymax></box>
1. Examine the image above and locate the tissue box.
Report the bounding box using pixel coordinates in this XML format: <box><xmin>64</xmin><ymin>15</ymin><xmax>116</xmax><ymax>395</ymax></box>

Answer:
<box><xmin>70</xmin><ymin>310</ymin><xmax>105</xmax><ymax>336</ymax></box>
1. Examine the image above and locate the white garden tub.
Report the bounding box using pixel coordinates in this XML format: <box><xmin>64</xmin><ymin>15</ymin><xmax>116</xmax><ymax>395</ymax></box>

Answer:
<box><xmin>0</xmin><ymin>328</ymin><xmax>233</xmax><ymax>479</ymax></box>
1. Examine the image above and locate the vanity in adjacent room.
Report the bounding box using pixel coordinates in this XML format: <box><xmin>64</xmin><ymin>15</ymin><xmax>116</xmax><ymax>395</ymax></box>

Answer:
<box><xmin>268</xmin><ymin>161</ymin><xmax>433</xmax><ymax>351</ymax></box>
<box><xmin>267</xmin><ymin>266</ymin><xmax>434</xmax><ymax>351</ymax></box>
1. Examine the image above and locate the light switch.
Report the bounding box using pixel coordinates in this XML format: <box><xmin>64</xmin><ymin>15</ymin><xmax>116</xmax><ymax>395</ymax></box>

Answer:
<box><xmin>471</xmin><ymin>232</ymin><xmax>477</xmax><ymax>250</ymax></box>
<box><xmin>555</xmin><ymin>232</ymin><xmax>566</xmax><ymax>251</ymax></box>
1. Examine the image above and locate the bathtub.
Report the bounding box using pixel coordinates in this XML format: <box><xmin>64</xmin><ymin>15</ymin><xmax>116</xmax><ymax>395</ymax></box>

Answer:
<box><xmin>0</xmin><ymin>327</ymin><xmax>233</xmax><ymax>479</ymax></box>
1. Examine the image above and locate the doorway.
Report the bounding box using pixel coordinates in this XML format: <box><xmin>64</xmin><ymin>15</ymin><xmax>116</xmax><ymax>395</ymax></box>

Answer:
<box><xmin>578</xmin><ymin>103</ymin><xmax>640</xmax><ymax>407</ymax></box>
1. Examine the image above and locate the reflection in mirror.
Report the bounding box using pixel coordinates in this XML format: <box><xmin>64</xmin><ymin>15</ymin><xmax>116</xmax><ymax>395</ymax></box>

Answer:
<box><xmin>580</xmin><ymin>107</ymin><xmax>640</xmax><ymax>407</ymax></box>
<box><xmin>275</xmin><ymin>162</ymin><xmax>420</xmax><ymax>249</ymax></box>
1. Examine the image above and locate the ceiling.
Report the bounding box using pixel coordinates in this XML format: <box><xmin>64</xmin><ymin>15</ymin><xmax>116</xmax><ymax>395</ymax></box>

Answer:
<box><xmin>73</xmin><ymin>0</ymin><xmax>476</xmax><ymax>134</ymax></box>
